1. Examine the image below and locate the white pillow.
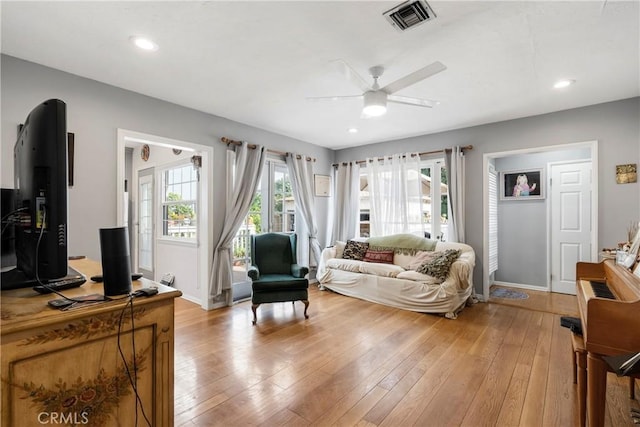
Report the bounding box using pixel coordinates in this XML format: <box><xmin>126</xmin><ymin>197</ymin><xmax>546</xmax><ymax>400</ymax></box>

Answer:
<box><xmin>404</xmin><ymin>250</ymin><xmax>438</xmax><ymax>270</ymax></box>
<box><xmin>334</xmin><ymin>241</ymin><xmax>346</xmax><ymax>259</ymax></box>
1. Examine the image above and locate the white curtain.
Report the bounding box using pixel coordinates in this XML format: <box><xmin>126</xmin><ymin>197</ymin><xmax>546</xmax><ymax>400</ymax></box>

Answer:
<box><xmin>286</xmin><ymin>153</ymin><xmax>322</xmax><ymax>267</ymax></box>
<box><xmin>366</xmin><ymin>153</ymin><xmax>423</xmax><ymax>237</ymax></box>
<box><xmin>444</xmin><ymin>146</ymin><xmax>466</xmax><ymax>243</ymax></box>
<box><xmin>210</xmin><ymin>142</ymin><xmax>266</xmax><ymax>303</ymax></box>
<box><xmin>330</xmin><ymin>162</ymin><xmax>360</xmax><ymax>242</ymax></box>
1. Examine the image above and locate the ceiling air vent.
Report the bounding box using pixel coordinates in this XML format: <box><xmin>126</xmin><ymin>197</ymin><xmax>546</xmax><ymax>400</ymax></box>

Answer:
<box><xmin>383</xmin><ymin>0</ymin><xmax>436</xmax><ymax>31</ymax></box>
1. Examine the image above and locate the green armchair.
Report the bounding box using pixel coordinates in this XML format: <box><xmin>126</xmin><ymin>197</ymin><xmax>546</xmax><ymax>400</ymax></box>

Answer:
<box><xmin>248</xmin><ymin>232</ymin><xmax>309</xmax><ymax>324</ymax></box>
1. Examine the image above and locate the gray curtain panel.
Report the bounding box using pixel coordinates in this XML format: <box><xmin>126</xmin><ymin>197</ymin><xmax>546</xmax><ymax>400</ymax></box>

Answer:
<box><xmin>330</xmin><ymin>162</ymin><xmax>360</xmax><ymax>243</ymax></box>
<box><xmin>286</xmin><ymin>153</ymin><xmax>322</xmax><ymax>267</ymax></box>
<box><xmin>444</xmin><ymin>146</ymin><xmax>466</xmax><ymax>243</ymax></box>
<box><xmin>210</xmin><ymin>142</ymin><xmax>266</xmax><ymax>301</ymax></box>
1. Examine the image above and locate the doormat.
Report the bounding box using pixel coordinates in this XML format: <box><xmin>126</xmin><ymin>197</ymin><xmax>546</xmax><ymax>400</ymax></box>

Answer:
<box><xmin>490</xmin><ymin>287</ymin><xmax>529</xmax><ymax>300</ymax></box>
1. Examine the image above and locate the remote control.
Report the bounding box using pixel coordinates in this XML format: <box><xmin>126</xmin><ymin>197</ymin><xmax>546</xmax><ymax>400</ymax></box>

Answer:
<box><xmin>33</xmin><ymin>277</ymin><xmax>87</xmax><ymax>294</ymax></box>
<box><xmin>91</xmin><ymin>273</ymin><xmax>144</xmax><ymax>282</ymax></box>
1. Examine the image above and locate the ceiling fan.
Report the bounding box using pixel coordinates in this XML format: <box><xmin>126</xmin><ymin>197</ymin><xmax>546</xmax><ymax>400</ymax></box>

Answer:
<box><xmin>308</xmin><ymin>60</ymin><xmax>446</xmax><ymax>117</ymax></box>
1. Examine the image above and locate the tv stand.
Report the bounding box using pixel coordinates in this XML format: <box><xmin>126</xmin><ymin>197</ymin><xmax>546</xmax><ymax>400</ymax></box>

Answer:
<box><xmin>1</xmin><ymin>258</ymin><xmax>182</xmax><ymax>426</ymax></box>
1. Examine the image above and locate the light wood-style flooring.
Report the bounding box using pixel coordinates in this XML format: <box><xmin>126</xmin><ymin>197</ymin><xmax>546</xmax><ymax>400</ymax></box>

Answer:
<box><xmin>174</xmin><ymin>286</ymin><xmax>638</xmax><ymax>426</ymax></box>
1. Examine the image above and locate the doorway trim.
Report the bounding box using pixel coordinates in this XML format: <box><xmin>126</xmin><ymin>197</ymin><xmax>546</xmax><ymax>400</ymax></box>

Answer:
<box><xmin>116</xmin><ymin>129</ymin><xmax>213</xmax><ymax>308</ymax></box>
<box><xmin>482</xmin><ymin>140</ymin><xmax>598</xmax><ymax>301</ymax></box>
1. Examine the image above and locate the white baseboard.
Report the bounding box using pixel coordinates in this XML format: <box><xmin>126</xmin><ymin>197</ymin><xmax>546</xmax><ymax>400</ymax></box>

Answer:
<box><xmin>492</xmin><ymin>281</ymin><xmax>550</xmax><ymax>292</ymax></box>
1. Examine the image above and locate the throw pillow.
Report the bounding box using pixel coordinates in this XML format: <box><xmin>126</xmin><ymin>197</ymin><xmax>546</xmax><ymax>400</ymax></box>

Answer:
<box><xmin>342</xmin><ymin>240</ymin><xmax>369</xmax><ymax>260</ymax></box>
<box><xmin>416</xmin><ymin>249</ymin><xmax>461</xmax><ymax>281</ymax></box>
<box><xmin>404</xmin><ymin>250</ymin><xmax>438</xmax><ymax>270</ymax></box>
<box><xmin>362</xmin><ymin>249</ymin><xmax>395</xmax><ymax>264</ymax></box>
<box><xmin>334</xmin><ymin>241</ymin><xmax>346</xmax><ymax>259</ymax></box>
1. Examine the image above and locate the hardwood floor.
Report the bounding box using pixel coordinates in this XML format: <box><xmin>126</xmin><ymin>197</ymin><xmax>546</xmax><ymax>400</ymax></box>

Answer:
<box><xmin>174</xmin><ymin>287</ymin><xmax>638</xmax><ymax>426</ymax></box>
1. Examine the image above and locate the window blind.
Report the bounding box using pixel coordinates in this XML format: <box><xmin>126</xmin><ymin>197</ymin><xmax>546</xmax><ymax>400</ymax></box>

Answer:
<box><xmin>488</xmin><ymin>165</ymin><xmax>499</xmax><ymax>274</ymax></box>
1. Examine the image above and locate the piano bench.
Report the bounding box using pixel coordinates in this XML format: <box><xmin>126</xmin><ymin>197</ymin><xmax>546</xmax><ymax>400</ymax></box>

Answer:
<box><xmin>571</xmin><ymin>333</ymin><xmax>637</xmax><ymax>427</ymax></box>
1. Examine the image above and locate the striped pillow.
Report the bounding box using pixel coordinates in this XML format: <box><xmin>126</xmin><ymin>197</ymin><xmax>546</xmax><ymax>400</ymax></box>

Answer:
<box><xmin>362</xmin><ymin>249</ymin><xmax>395</xmax><ymax>264</ymax></box>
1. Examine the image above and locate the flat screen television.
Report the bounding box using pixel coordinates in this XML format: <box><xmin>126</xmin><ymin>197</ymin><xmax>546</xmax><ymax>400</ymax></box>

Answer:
<box><xmin>1</xmin><ymin>99</ymin><xmax>73</xmax><ymax>289</ymax></box>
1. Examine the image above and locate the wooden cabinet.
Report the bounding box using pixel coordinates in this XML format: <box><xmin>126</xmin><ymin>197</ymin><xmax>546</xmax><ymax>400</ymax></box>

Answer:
<box><xmin>1</xmin><ymin>259</ymin><xmax>181</xmax><ymax>426</ymax></box>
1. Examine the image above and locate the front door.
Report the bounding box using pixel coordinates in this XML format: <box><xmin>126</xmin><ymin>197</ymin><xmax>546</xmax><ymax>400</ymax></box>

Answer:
<box><xmin>550</xmin><ymin>161</ymin><xmax>593</xmax><ymax>295</ymax></box>
<box><xmin>138</xmin><ymin>168</ymin><xmax>154</xmax><ymax>279</ymax></box>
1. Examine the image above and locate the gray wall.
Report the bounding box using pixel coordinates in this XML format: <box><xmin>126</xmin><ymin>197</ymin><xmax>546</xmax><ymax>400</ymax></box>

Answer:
<box><xmin>335</xmin><ymin>97</ymin><xmax>640</xmax><ymax>294</ymax></box>
<box><xmin>1</xmin><ymin>55</ymin><xmax>335</xmax><ymax>262</ymax></box>
<box><xmin>4</xmin><ymin>54</ymin><xmax>638</xmax><ymax>296</ymax></box>
<box><xmin>494</xmin><ymin>148</ymin><xmax>590</xmax><ymax>287</ymax></box>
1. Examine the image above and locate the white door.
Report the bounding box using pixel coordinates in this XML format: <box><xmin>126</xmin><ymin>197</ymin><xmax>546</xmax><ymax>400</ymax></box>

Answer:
<box><xmin>138</xmin><ymin>168</ymin><xmax>154</xmax><ymax>279</ymax></box>
<box><xmin>550</xmin><ymin>161</ymin><xmax>592</xmax><ymax>294</ymax></box>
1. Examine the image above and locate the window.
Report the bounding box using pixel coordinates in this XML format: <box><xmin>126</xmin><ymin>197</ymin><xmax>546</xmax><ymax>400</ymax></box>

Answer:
<box><xmin>232</xmin><ymin>159</ymin><xmax>295</xmax><ymax>284</ymax></box>
<box><xmin>358</xmin><ymin>158</ymin><xmax>448</xmax><ymax>240</ymax></box>
<box><xmin>421</xmin><ymin>160</ymin><xmax>448</xmax><ymax>241</ymax></box>
<box><xmin>161</xmin><ymin>163</ymin><xmax>198</xmax><ymax>240</ymax></box>
<box><xmin>488</xmin><ymin>164</ymin><xmax>499</xmax><ymax>274</ymax></box>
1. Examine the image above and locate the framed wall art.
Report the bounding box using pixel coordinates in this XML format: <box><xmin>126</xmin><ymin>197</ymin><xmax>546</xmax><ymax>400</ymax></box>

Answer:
<box><xmin>500</xmin><ymin>168</ymin><xmax>544</xmax><ymax>200</ymax></box>
<box><xmin>314</xmin><ymin>174</ymin><xmax>330</xmax><ymax>197</ymax></box>
<box><xmin>616</xmin><ymin>163</ymin><xmax>637</xmax><ymax>184</ymax></box>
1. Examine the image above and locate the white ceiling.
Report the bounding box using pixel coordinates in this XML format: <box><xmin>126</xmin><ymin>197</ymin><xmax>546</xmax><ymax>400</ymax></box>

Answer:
<box><xmin>2</xmin><ymin>1</ymin><xmax>639</xmax><ymax>150</ymax></box>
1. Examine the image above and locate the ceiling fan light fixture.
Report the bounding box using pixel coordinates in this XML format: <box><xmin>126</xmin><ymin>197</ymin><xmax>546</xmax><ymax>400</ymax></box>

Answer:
<box><xmin>363</xmin><ymin>91</ymin><xmax>388</xmax><ymax>117</ymax></box>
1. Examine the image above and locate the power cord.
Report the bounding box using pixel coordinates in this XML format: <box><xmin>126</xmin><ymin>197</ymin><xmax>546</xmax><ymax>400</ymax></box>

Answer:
<box><xmin>117</xmin><ymin>295</ymin><xmax>152</xmax><ymax>426</ymax></box>
<box><xmin>33</xmin><ymin>206</ymin><xmax>153</xmax><ymax>425</ymax></box>
<box><xmin>1</xmin><ymin>206</ymin><xmax>28</xmax><ymax>235</ymax></box>
<box><xmin>51</xmin><ymin>281</ymin><xmax>154</xmax><ymax>423</ymax></box>
<box><xmin>34</xmin><ymin>208</ymin><xmax>105</xmax><ymax>304</ymax></box>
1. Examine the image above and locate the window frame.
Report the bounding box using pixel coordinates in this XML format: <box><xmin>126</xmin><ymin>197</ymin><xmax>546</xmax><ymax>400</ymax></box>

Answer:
<box><xmin>358</xmin><ymin>156</ymin><xmax>449</xmax><ymax>240</ymax></box>
<box><xmin>158</xmin><ymin>160</ymin><xmax>199</xmax><ymax>244</ymax></box>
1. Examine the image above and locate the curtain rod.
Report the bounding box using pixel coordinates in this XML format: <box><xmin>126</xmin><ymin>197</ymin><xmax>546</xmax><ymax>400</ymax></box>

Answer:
<box><xmin>220</xmin><ymin>137</ymin><xmax>316</xmax><ymax>162</ymax></box>
<box><xmin>331</xmin><ymin>145</ymin><xmax>473</xmax><ymax>167</ymax></box>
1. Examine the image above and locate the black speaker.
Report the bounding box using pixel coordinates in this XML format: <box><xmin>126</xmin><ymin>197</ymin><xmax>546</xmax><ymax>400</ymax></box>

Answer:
<box><xmin>99</xmin><ymin>227</ymin><xmax>132</xmax><ymax>296</ymax></box>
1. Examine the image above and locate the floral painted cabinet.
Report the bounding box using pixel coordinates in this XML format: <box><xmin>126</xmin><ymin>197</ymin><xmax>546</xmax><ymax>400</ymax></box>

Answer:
<box><xmin>1</xmin><ymin>259</ymin><xmax>181</xmax><ymax>426</ymax></box>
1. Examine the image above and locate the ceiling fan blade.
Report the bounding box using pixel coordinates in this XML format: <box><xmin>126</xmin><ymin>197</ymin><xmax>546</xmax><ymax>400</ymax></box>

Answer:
<box><xmin>334</xmin><ymin>60</ymin><xmax>372</xmax><ymax>93</ymax></box>
<box><xmin>387</xmin><ymin>95</ymin><xmax>439</xmax><ymax>108</ymax></box>
<box><xmin>382</xmin><ymin>61</ymin><xmax>446</xmax><ymax>94</ymax></box>
<box><xmin>306</xmin><ymin>95</ymin><xmax>363</xmax><ymax>102</ymax></box>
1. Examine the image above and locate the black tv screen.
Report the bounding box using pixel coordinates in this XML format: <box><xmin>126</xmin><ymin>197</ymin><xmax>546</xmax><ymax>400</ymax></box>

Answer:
<box><xmin>4</xmin><ymin>99</ymin><xmax>68</xmax><ymax>287</ymax></box>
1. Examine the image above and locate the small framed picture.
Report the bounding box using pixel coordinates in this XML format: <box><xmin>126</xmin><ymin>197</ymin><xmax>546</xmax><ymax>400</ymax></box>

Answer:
<box><xmin>616</xmin><ymin>163</ymin><xmax>637</xmax><ymax>184</ymax></box>
<box><xmin>314</xmin><ymin>174</ymin><xmax>330</xmax><ymax>197</ymax></box>
<box><xmin>500</xmin><ymin>168</ymin><xmax>544</xmax><ymax>200</ymax></box>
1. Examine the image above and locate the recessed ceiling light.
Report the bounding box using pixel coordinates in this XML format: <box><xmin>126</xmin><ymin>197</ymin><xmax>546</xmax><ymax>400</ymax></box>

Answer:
<box><xmin>553</xmin><ymin>79</ymin><xmax>575</xmax><ymax>89</ymax></box>
<box><xmin>348</xmin><ymin>127</ymin><xmax>358</xmax><ymax>134</ymax></box>
<box><xmin>129</xmin><ymin>35</ymin><xmax>158</xmax><ymax>51</ymax></box>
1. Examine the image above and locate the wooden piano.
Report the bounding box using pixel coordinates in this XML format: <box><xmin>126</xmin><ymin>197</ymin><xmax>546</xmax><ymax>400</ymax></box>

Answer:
<box><xmin>576</xmin><ymin>259</ymin><xmax>640</xmax><ymax>427</ymax></box>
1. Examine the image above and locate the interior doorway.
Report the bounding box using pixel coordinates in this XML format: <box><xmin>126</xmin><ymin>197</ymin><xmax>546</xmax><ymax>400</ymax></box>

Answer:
<box><xmin>116</xmin><ymin>129</ymin><xmax>213</xmax><ymax>308</ymax></box>
<box><xmin>482</xmin><ymin>140</ymin><xmax>598</xmax><ymax>300</ymax></box>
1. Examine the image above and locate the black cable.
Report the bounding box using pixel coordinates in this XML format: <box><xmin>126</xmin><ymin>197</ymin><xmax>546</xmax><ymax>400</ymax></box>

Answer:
<box><xmin>1</xmin><ymin>206</ymin><xmax>28</xmax><ymax>236</ymax></box>
<box><xmin>0</xmin><ymin>206</ymin><xmax>28</xmax><ymax>224</ymax></box>
<box><xmin>32</xmin><ymin>208</ymin><xmax>106</xmax><ymax>304</ymax></box>
<box><xmin>117</xmin><ymin>296</ymin><xmax>152</xmax><ymax>426</ymax></box>
<box><xmin>34</xmin><ymin>208</ymin><xmax>46</xmax><ymax>286</ymax></box>
<box><xmin>31</xmin><ymin>207</ymin><xmax>151</xmax><ymax>424</ymax></box>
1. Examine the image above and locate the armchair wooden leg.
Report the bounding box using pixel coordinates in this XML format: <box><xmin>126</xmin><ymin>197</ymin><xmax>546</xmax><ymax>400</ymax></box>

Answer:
<box><xmin>251</xmin><ymin>303</ymin><xmax>259</xmax><ymax>325</ymax></box>
<box><xmin>302</xmin><ymin>299</ymin><xmax>309</xmax><ymax>319</ymax></box>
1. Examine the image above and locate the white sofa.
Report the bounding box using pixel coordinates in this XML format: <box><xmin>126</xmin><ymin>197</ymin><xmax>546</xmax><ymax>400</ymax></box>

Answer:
<box><xmin>317</xmin><ymin>235</ymin><xmax>475</xmax><ymax>319</ymax></box>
